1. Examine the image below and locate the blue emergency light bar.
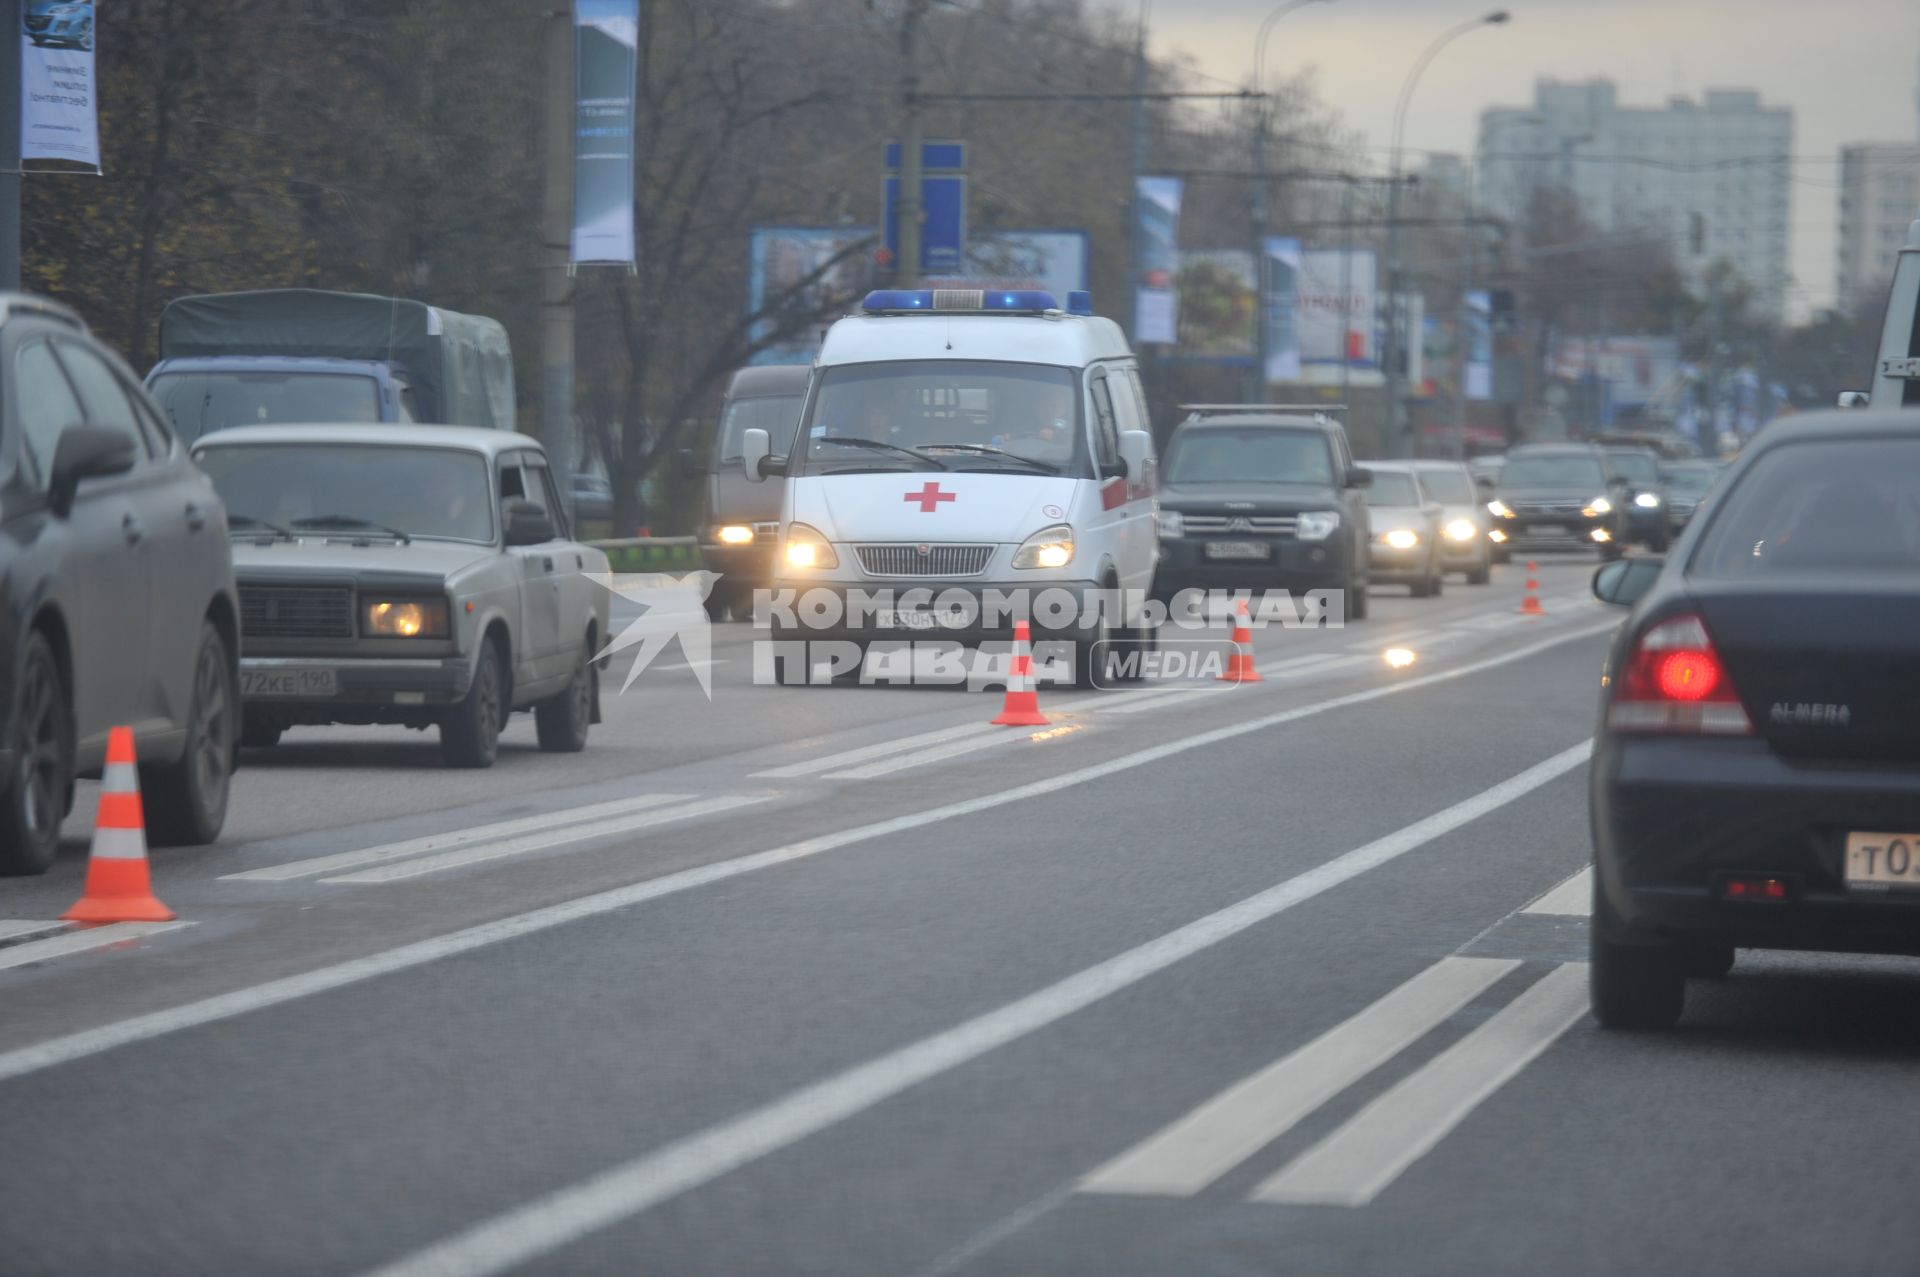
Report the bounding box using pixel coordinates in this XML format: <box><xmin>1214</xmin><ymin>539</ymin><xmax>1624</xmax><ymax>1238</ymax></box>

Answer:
<box><xmin>860</xmin><ymin>288</ymin><xmax>1069</xmax><ymax>315</ymax></box>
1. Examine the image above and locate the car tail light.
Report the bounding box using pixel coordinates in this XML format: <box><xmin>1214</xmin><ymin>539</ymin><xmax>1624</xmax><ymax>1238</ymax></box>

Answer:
<box><xmin>1607</xmin><ymin>613</ymin><xmax>1753</xmax><ymax>735</ymax></box>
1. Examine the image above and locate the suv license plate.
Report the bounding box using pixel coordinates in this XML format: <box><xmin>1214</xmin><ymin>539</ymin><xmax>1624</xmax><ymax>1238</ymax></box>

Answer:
<box><xmin>879</xmin><ymin>611</ymin><xmax>939</xmax><ymax>631</ymax></box>
<box><xmin>242</xmin><ymin>668</ymin><xmax>338</xmax><ymax>698</ymax></box>
<box><xmin>1845</xmin><ymin>831</ymin><xmax>1920</xmax><ymax>890</ymax></box>
<box><xmin>1204</xmin><ymin>541</ymin><xmax>1271</xmax><ymax>560</ymax></box>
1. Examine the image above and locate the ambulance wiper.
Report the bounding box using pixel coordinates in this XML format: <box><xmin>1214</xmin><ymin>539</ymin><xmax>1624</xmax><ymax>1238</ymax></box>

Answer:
<box><xmin>921</xmin><ymin>443</ymin><xmax>1060</xmax><ymax>475</ymax></box>
<box><xmin>813</xmin><ymin>436</ymin><xmax>946</xmax><ymax>469</ymax></box>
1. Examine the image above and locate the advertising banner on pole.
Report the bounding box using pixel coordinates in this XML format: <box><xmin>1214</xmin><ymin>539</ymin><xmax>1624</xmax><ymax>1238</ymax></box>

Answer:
<box><xmin>571</xmin><ymin>0</ymin><xmax>638</xmax><ymax>265</ymax></box>
<box><xmin>20</xmin><ymin>1</ymin><xmax>99</xmax><ymax>170</ymax></box>
<box><xmin>1298</xmin><ymin>248</ymin><xmax>1377</xmax><ymax>369</ymax></box>
<box><xmin>1263</xmin><ymin>236</ymin><xmax>1302</xmax><ymax>383</ymax></box>
<box><xmin>1463</xmin><ymin>290</ymin><xmax>1493</xmax><ymax>401</ymax></box>
<box><xmin>1133</xmin><ymin>176</ymin><xmax>1183</xmax><ymax>345</ymax></box>
<box><xmin>1174</xmin><ymin>249</ymin><xmax>1253</xmax><ymax>362</ymax></box>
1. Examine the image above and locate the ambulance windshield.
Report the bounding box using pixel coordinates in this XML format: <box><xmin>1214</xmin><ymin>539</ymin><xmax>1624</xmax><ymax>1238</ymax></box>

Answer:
<box><xmin>797</xmin><ymin>361</ymin><xmax>1090</xmax><ymax>476</ymax></box>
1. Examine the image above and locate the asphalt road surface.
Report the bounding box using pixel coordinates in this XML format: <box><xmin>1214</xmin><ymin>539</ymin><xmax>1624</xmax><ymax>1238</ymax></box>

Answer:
<box><xmin>6</xmin><ymin>555</ymin><xmax>1917</xmax><ymax>1276</ymax></box>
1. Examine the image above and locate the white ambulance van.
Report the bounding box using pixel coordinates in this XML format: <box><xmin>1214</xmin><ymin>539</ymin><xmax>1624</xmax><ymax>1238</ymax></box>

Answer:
<box><xmin>739</xmin><ymin>288</ymin><xmax>1158</xmax><ymax>684</ymax></box>
<box><xmin>1842</xmin><ymin>217</ymin><xmax>1920</xmax><ymax>411</ymax></box>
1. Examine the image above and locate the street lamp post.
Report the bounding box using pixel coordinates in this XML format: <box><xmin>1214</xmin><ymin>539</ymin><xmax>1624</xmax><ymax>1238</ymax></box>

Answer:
<box><xmin>1248</xmin><ymin>0</ymin><xmax>1334</xmax><ymax>402</ymax></box>
<box><xmin>1383</xmin><ymin>10</ymin><xmax>1509</xmax><ymax>457</ymax></box>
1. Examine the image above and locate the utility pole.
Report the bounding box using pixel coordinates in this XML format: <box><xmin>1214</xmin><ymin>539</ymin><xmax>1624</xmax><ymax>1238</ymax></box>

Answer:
<box><xmin>542</xmin><ymin>7</ymin><xmax>576</xmax><ymax>521</ymax></box>
<box><xmin>1452</xmin><ymin>177</ymin><xmax>1475</xmax><ymax>460</ymax></box>
<box><xmin>897</xmin><ymin>0</ymin><xmax>928</xmax><ymax>288</ymax></box>
<box><xmin>0</xmin><ymin>0</ymin><xmax>21</xmax><ymax>290</ymax></box>
<box><xmin>1249</xmin><ymin>105</ymin><xmax>1268</xmax><ymax>403</ymax></box>
<box><xmin>1126</xmin><ymin>3</ymin><xmax>1148</xmax><ymax>367</ymax></box>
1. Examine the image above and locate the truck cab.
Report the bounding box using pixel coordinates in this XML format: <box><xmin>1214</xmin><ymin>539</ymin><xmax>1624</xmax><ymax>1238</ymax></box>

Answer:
<box><xmin>1842</xmin><ymin>217</ymin><xmax>1920</xmax><ymax>411</ymax></box>
<box><xmin>146</xmin><ymin>355</ymin><xmax>419</xmax><ymax>444</ymax></box>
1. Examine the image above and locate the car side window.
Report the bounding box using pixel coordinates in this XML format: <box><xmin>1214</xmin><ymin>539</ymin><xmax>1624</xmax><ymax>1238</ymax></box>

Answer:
<box><xmin>498</xmin><ymin>458</ymin><xmax>527</xmax><ymax>501</ymax></box>
<box><xmin>13</xmin><ymin>340</ymin><xmax>86</xmax><ymax>488</ymax></box>
<box><xmin>523</xmin><ymin>456</ymin><xmax>570</xmax><ymax>540</ymax></box>
<box><xmin>53</xmin><ymin>340</ymin><xmax>153</xmax><ymax>459</ymax></box>
<box><xmin>1088</xmin><ymin>375</ymin><xmax>1121</xmax><ymax>470</ymax></box>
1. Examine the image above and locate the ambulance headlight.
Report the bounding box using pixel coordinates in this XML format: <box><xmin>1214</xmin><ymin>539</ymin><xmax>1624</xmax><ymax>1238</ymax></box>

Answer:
<box><xmin>1012</xmin><ymin>523</ymin><xmax>1075</xmax><ymax>569</ymax></box>
<box><xmin>782</xmin><ymin>523</ymin><xmax>838</xmax><ymax>570</ymax></box>
<box><xmin>1296</xmin><ymin>511</ymin><xmax>1340</xmax><ymax>542</ymax></box>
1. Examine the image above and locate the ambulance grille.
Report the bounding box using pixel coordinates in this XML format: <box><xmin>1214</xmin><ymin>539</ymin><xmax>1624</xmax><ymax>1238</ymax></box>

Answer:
<box><xmin>855</xmin><ymin>544</ymin><xmax>994</xmax><ymax>577</ymax></box>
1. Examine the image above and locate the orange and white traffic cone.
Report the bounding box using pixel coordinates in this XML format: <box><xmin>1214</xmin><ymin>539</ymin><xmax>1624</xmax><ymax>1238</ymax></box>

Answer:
<box><xmin>1519</xmin><ymin>562</ymin><xmax>1545</xmax><ymax>617</ymax></box>
<box><xmin>62</xmin><ymin>727</ymin><xmax>174</xmax><ymax>925</ymax></box>
<box><xmin>992</xmin><ymin>621</ymin><xmax>1050</xmax><ymax>727</ymax></box>
<box><xmin>1218</xmin><ymin>598</ymin><xmax>1264</xmax><ymax>683</ymax></box>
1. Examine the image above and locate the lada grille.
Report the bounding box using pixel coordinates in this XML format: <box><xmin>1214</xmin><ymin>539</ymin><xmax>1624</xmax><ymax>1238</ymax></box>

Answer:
<box><xmin>241</xmin><ymin>586</ymin><xmax>354</xmax><ymax>640</ymax></box>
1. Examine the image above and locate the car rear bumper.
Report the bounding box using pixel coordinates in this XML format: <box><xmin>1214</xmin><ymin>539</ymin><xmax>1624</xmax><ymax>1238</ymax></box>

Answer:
<box><xmin>1593</xmin><ymin>735</ymin><xmax>1920</xmax><ymax>955</ymax></box>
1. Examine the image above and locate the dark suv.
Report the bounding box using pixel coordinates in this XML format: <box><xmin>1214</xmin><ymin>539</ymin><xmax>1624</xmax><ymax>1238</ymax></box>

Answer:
<box><xmin>1151</xmin><ymin>407</ymin><xmax>1373</xmax><ymax>619</ymax></box>
<box><xmin>1601</xmin><ymin>445</ymin><xmax>1671</xmax><ymax>551</ymax></box>
<box><xmin>1487</xmin><ymin>443</ymin><xmax>1626</xmax><ymax>560</ymax></box>
<box><xmin>0</xmin><ymin>295</ymin><xmax>239</xmax><ymax>874</ymax></box>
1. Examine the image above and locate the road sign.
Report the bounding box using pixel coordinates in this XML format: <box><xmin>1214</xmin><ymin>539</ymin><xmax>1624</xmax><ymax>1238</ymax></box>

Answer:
<box><xmin>883</xmin><ymin>174</ymin><xmax>966</xmax><ymax>275</ymax></box>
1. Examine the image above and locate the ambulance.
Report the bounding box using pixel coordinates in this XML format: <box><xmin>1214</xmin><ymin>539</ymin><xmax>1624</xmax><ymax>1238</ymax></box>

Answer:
<box><xmin>738</xmin><ymin>288</ymin><xmax>1158</xmax><ymax>684</ymax></box>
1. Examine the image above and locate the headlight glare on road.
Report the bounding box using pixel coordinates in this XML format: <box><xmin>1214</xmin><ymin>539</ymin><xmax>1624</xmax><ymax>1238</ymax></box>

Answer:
<box><xmin>1634</xmin><ymin>492</ymin><xmax>1661</xmax><ymax>509</ymax></box>
<box><xmin>716</xmin><ymin>524</ymin><xmax>754</xmax><ymax>545</ymax></box>
<box><xmin>783</xmin><ymin>523</ymin><xmax>837</xmax><ymax>570</ymax></box>
<box><xmin>1296</xmin><ymin>510</ymin><xmax>1340</xmax><ymax>541</ymax></box>
<box><xmin>1486</xmin><ymin>499</ymin><xmax>1514</xmax><ymax>519</ymax></box>
<box><xmin>363</xmin><ymin>597</ymin><xmax>450</xmax><ymax>639</ymax></box>
<box><xmin>1444</xmin><ymin>518</ymin><xmax>1478</xmax><ymax>543</ymax></box>
<box><xmin>1157</xmin><ymin>509</ymin><xmax>1184</xmax><ymax>540</ymax></box>
<box><xmin>1382</xmin><ymin>528</ymin><xmax>1420</xmax><ymax>550</ymax></box>
<box><xmin>1013</xmin><ymin>523</ymin><xmax>1075</xmax><ymax>569</ymax></box>
<box><xmin>1584</xmin><ymin>496</ymin><xmax>1612</xmax><ymax>517</ymax></box>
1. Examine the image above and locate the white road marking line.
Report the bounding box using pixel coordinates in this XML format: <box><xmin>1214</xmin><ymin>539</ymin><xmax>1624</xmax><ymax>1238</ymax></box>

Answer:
<box><xmin>0</xmin><ymin>922</ymin><xmax>195</xmax><ymax>972</ymax></box>
<box><xmin>1256</xmin><ymin>652</ymin><xmax>1343</xmax><ymax>674</ymax></box>
<box><xmin>222</xmin><ymin>794</ymin><xmax>696</xmax><ymax>883</ymax></box>
<box><xmin>648</xmin><ymin>659</ymin><xmax>729</xmax><ymax>672</ymax></box>
<box><xmin>354</xmin><ymin>743</ymin><xmax>1593</xmax><ymax>1277</ymax></box>
<box><xmin>1101</xmin><ymin>688</ymin><xmax>1224</xmax><ymax>716</ymax></box>
<box><xmin>1248</xmin><ymin>963</ymin><xmax>1588</xmax><ymax>1207</ymax></box>
<box><xmin>1452</xmin><ymin>612</ymin><xmax>1522</xmax><ymax>631</ymax></box>
<box><xmin>322</xmin><ymin>795</ymin><xmax>777</xmax><ymax>885</ymax></box>
<box><xmin>751</xmin><ymin>723</ymin><xmax>996</xmax><ymax>780</ymax></box>
<box><xmin>0</xmin><ymin>623</ymin><xmax>1610</xmax><ymax>1091</ymax></box>
<box><xmin>823</xmin><ymin>728</ymin><xmax>1049</xmax><ymax>780</ymax></box>
<box><xmin>1522</xmin><ymin>867</ymin><xmax>1593</xmax><ymax>917</ymax></box>
<box><xmin>0</xmin><ymin>920</ymin><xmax>68</xmax><ymax>947</ymax></box>
<box><xmin>1349</xmin><ymin>632</ymin><xmax>1426</xmax><ymax>653</ymax></box>
<box><xmin>1079</xmin><ymin>956</ymin><xmax>1519</xmax><ymax>1197</ymax></box>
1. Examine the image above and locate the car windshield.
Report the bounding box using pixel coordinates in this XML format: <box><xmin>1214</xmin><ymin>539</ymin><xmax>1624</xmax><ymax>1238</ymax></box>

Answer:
<box><xmin>149</xmin><ymin>371</ymin><xmax>383</xmax><ymax>444</ymax></box>
<box><xmin>1165</xmin><ymin>428</ymin><xmax>1334</xmax><ymax>485</ymax></box>
<box><xmin>796</xmin><ymin>361</ymin><xmax>1085</xmax><ymax>475</ymax></box>
<box><xmin>1503</xmin><ymin>454</ymin><xmax>1605</xmax><ymax>488</ymax></box>
<box><xmin>1418</xmin><ymin>468</ymin><xmax>1474</xmax><ymax>503</ymax></box>
<box><xmin>1664</xmin><ymin>466</ymin><xmax>1718</xmax><ymax>495</ymax></box>
<box><xmin>1692</xmin><ymin>439</ymin><xmax>1920</xmax><ymax>578</ymax></box>
<box><xmin>717</xmin><ymin>393</ymin><xmax>805</xmax><ymax>461</ymax></box>
<box><xmin>1363</xmin><ymin>471</ymin><xmax>1420</xmax><ymax>507</ymax></box>
<box><xmin>1607</xmin><ymin>451</ymin><xmax>1661</xmax><ymax>484</ymax></box>
<box><xmin>194</xmin><ymin>443</ymin><xmax>495</xmax><ymax>543</ymax></box>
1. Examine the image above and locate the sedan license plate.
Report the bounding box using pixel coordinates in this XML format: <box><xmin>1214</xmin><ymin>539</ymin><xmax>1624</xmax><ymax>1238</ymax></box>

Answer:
<box><xmin>1204</xmin><ymin>540</ymin><xmax>1271</xmax><ymax>561</ymax></box>
<box><xmin>879</xmin><ymin>610</ymin><xmax>939</xmax><ymax>631</ymax></box>
<box><xmin>1523</xmin><ymin>523</ymin><xmax>1570</xmax><ymax>537</ymax></box>
<box><xmin>241</xmin><ymin>668</ymin><xmax>338</xmax><ymax>698</ymax></box>
<box><xmin>1844</xmin><ymin>831</ymin><xmax>1920</xmax><ymax>890</ymax></box>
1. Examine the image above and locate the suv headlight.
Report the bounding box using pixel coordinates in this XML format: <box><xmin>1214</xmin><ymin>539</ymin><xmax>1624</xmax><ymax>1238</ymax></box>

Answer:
<box><xmin>1486</xmin><ymin>499</ymin><xmax>1514</xmax><ymax>519</ymax></box>
<box><xmin>1296</xmin><ymin>510</ymin><xmax>1340</xmax><ymax>542</ymax></box>
<box><xmin>1158</xmin><ymin>509</ymin><xmax>1184</xmax><ymax>540</ymax></box>
<box><xmin>363</xmin><ymin>597</ymin><xmax>450</xmax><ymax>638</ymax></box>
<box><xmin>1633</xmin><ymin>491</ymin><xmax>1660</xmax><ymax>509</ymax></box>
<box><xmin>782</xmin><ymin>522</ymin><xmax>838</xmax><ymax>570</ymax></box>
<box><xmin>1583</xmin><ymin>495</ymin><xmax>1612</xmax><ymax>517</ymax></box>
<box><xmin>1012</xmin><ymin>523</ymin><xmax>1075</xmax><ymax>569</ymax></box>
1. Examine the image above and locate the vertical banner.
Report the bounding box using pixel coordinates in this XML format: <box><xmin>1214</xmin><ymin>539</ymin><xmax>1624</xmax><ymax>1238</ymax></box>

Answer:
<box><xmin>20</xmin><ymin>0</ymin><xmax>98</xmax><ymax>170</ymax></box>
<box><xmin>1463</xmin><ymin>289</ymin><xmax>1493</xmax><ymax>400</ymax></box>
<box><xmin>1262</xmin><ymin>236</ymin><xmax>1302</xmax><ymax>383</ymax></box>
<box><xmin>571</xmin><ymin>0</ymin><xmax>638</xmax><ymax>265</ymax></box>
<box><xmin>1298</xmin><ymin>248</ymin><xmax>1377</xmax><ymax>368</ymax></box>
<box><xmin>1133</xmin><ymin>176</ymin><xmax>1183</xmax><ymax>345</ymax></box>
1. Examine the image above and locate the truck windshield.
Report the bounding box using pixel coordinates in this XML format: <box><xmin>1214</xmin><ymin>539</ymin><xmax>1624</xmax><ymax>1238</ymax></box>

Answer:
<box><xmin>717</xmin><ymin>394</ymin><xmax>803</xmax><ymax>461</ymax></box>
<box><xmin>193</xmin><ymin>443</ymin><xmax>494</xmax><ymax>544</ymax></box>
<box><xmin>149</xmin><ymin>371</ymin><xmax>383</xmax><ymax>443</ymax></box>
<box><xmin>795</xmin><ymin>361</ymin><xmax>1086</xmax><ymax>476</ymax></box>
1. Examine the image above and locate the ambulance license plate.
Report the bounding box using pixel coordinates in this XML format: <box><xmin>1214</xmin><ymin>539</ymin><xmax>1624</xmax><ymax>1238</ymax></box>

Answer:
<box><xmin>879</xmin><ymin>611</ymin><xmax>939</xmax><ymax>631</ymax></box>
<box><xmin>1204</xmin><ymin>541</ymin><xmax>1270</xmax><ymax>560</ymax></box>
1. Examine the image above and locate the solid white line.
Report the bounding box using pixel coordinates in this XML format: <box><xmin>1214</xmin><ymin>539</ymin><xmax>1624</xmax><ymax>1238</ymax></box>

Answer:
<box><xmin>1079</xmin><ymin>956</ymin><xmax>1519</xmax><ymax>1196</ymax></box>
<box><xmin>1259</xmin><ymin>652</ymin><xmax>1344</xmax><ymax>674</ymax></box>
<box><xmin>356</xmin><ymin>743</ymin><xmax>1594</xmax><ymax>1277</ymax></box>
<box><xmin>1522</xmin><ymin>867</ymin><xmax>1593</xmax><ymax>917</ymax></box>
<box><xmin>0</xmin><ymin>922</ymin><xmax>195</xmax><ymax>972</ymax></box>
<box><xmin>1100</xmin><ymin>688</ymin><xmax>1225</xmax><ymax>716</ymax></box>
<box><xmin>223</xmin><ymin>794</ymin><xmax>696</xmax><ymax>882</ymax></box>
<box><xmin>322</xmin><ymin>796</ymin><xmax>776</xmax><ymax>885</ymax></box>
<box><xmin>751</xmin><ymin>723</ymin><xmax>996</xmax><ymax>780</ymax></box>
<box><xmin>0</xmin><ymin>920</ymin><xmax>68</xmax><ymax>946</ymax></box>
<box><xmin>1248</xmin><ymin>963</ymin><xmax>1589</xmax><ymax>1207</ymax></box>
<box><xmin>0</xmin><ymin>621</ymin><xmax>1609</xmax><ymax>1093</ymax></box>
<box><xmin>650</xmin><ymin>659</ymin><xmax>729</xmax><ymax>672</ymax></box>
<box><xmin>822</xmin><ymin>729</ymin><xmax>1040</xmax><ymax>781</ymax></box>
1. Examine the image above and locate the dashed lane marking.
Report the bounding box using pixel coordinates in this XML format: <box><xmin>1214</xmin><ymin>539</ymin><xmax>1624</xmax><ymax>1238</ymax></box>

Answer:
<box><xmin>0</xmin><ymin>920</ymin><xmax>69</xmax><ymax>948</ymax></box>
<box><xmin>1522</xmin><ymin>867</ymin><xmax>1593</xmax><ymax>917</ymax></box>
<box><xmin>0</xmin><ymin>922</ymin><xmax>195</xmax><ymax>973</ymax></box>
<box><xmin>752</xmin><ymin>724</ymin><xmax>996</xmax><ymax>780</ymax></box>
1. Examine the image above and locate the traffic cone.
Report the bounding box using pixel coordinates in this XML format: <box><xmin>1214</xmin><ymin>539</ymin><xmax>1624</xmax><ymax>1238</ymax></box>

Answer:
<box><xmin>992</xmin><ymin>621</ymin><xmax>1050</xmax><ymax>727</ymax></box>
<box><xmin>1519</xmin><ymin>562</ymin><xmax>1545</xmax><ymax>617</ymax></box>
<box><xmin>62</xmin><ymin>727</ymin><xmax>174</xmax><ymax>925</ymax></box>
<box><xmin>1219</xmin><ymin>598</ymin><xmax>1264</xmax><ymax>683</ymax></box>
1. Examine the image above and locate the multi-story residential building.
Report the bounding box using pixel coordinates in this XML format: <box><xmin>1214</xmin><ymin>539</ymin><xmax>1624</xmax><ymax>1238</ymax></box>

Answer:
<box><xmin>1836</xmin><ymin>143</ymin><xmax>1920</xmax><ymax>312</ymax></box>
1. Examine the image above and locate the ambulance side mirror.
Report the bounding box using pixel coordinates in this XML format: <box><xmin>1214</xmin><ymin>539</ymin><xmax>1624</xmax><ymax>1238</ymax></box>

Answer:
<box><xmin>1118</xmin><ymin>430</ymin><xmax>1152</xmax><ymax>484</ymax></box>
<box><xmin>1837</xmin><ymin>390</ymin><xmax>1871</xmax><ymax>410</ymax></box>
<box><xmin>741</xmin><ymin>427</ymin><xmax>770</xmax><ymax>483</ymax></box>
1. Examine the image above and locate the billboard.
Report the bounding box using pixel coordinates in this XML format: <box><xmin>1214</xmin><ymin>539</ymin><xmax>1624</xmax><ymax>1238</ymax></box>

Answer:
<box><xmin>1175</xmin><ymin>249</ymin><xmax>1255</xmax><ymax>362</ymax></box>
<box><xmin>571</xmin><ymin>0</ymin><xmax>639</xmax><ymax>265</ymax></box>
<box><xmin>20</xmin><ymin>0</ymin><xmax>98</xmax><ymax>170</ymax></box>
<box><xmin>1297</xmin><ymin>248</ymin><xmax>1377</xmax><ymax>369</ymax></box>
<box><xmin>1133</xmin><ymin>177</ymin><xmax>1183</xmax><ymax>345</ymax></box>
<box><xmin>745</xmin><ymin>226</ymin><xmax>878</xmax><ymax>366</ymax></box>
<box><xmin>1263</xmin><ymin>237</ymin><xmax>1302</xmax><ymax>384</ymax></box>
<box><xmin>927</xmin><ymin>229</ymin><xmax>1090</xmax><ymax>298</ymax></box>
<box><xmin>1463</xmin><ymin>290</ymin><xmax>1493</xmax><ymax>401</ymax></box>
<box><xmin>1547</xmin><ymin>336</ymin><xmax>1680</xmax><ymax>409</ymax></box>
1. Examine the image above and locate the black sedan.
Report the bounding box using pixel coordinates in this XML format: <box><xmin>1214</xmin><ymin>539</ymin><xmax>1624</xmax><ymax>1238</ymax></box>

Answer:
<box><xmin>1588</xmin><ymin>410</ymin><xmax>1920</xmax><ymax>1028</ymax></box>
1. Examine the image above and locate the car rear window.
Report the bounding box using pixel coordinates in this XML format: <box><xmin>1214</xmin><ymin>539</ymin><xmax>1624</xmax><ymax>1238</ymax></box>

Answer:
<box><xmin>1690</xmin><ymin>438</ymin><xmax>1920</xmax><ymax>579</ymax></box>
<box><xmin>1502</xmin><ymin>454</ymin><xmax>1604</xmax><ymax>488</ymax></box>
<box><xmin>1418</xmin><ymin>468</ymin><xmax>1473</xmax><ymax>503</ymax></box>
<box><xmin>1363</xmin><ymin>471</ymin><xmax>1420</xmax><ymax>507</ymax></box>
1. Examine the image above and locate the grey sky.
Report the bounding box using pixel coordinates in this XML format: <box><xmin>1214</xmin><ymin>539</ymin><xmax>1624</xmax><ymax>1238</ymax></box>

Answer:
<box><xmin>1142</xmin><ymin>0</ymin><xmax>1920</xmax><ymax>317</ymax></box>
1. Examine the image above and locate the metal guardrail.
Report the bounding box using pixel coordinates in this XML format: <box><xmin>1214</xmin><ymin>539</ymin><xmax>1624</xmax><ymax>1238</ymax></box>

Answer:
<box><xmin>586</xmin><ymin>536</ymin><xmax>699</xmax><ymax>550</ymax></box>
<box><xmin>585</xmin><ymin>535</ymin><xmax>701</xmax><ymax>572</ymax></box>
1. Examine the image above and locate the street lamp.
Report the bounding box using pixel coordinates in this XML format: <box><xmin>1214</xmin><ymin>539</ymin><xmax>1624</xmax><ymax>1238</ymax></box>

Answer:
<box><xmin>1382</xmin><ymin>9</ymin><xmax>1509</xmax><ymax>456</ymax></box>
<box><xmin>1248</xmin><ymin>0</ymin><xmax>1336</xmax><ymax>401</ymax></box>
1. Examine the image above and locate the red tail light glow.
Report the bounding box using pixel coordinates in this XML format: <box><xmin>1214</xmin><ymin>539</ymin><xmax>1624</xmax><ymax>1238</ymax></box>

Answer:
<box><xmin>1608</xmin><ymin>614</ymin><xmax>1752</xmax><ymax>735</ymax></box>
